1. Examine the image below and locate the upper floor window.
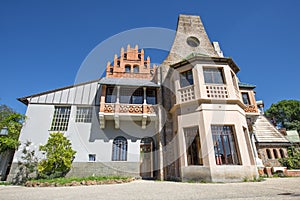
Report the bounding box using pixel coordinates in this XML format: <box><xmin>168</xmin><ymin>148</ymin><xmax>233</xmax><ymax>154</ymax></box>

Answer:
<box><xmin>133</xmin><ymin>65</ymin><xmax>139</xmax><ymax>73</ymax></box>
<box><xmin>112</xmin><ymin>136</ymin><xmax>127</xmax><ymax>161</ymax></box>
<box><xmin>120</xmin><ymin>88</ymin><xmax>143</xmax><ymax>104</ymax></box>
<box><xmin>76</xmin><ymin>107</ymin><xmax>93</xmax><ymax>123</ymax></box>
<box><xmin>180</xmin><ymin>70</ymin><xmax>194</xmax><ymax>88</ymax></box>
<box><xmin>242</xmin><ymin>92</ymin><xmax>250</xmax><ymax>105</ymax></box>
<box><xmin>146</xmin><ymin>88</ymin><xmax>157</xmax><ymax>105</ymax></box>
<box><xmin>211</xmin><ymin>125</ymin><xmax>240</xmax><ymax>165</ymax></box>
<box><xmin>106</xmin><ymin>87</ymin><xmax>117</xmax><ymax>103</ymax></box>
<box><xmin>125</xmin><ymin>65</ymin><xmax>131</xmax><ymax>73</ymax></box>
<box><xmin>204</xmin><ymin>68</ymin><xmax>225</xmax><ymax>84</ymax></box>
<box><xmin>50</xmin><ymin>106</ymin><xmax>71</xmax><ymax>131</ymax></box>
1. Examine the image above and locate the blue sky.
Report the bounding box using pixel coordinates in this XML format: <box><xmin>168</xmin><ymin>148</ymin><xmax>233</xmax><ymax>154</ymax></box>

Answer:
<box><xmin>0</xmin><ymin>0</ymin><xmax>300</xmax><ymax>114</ymax></box>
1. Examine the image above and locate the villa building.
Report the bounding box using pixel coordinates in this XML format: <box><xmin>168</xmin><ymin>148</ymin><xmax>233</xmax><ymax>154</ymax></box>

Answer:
<box><xmin>7</xmin><ymin>14</ymin><xmax>288</xmax><ymax>182</ymax></box>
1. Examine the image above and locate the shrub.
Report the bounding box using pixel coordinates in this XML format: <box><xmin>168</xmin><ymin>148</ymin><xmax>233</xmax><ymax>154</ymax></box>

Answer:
<box><xmin>279</xmin><ymin>146</ymin><xmax>300</xmax><ymax>169</ymax></box>
<box><xmin>37</xmin><ymin>132</ymin><xmax>76</xmax><ymax>179</ymax></box>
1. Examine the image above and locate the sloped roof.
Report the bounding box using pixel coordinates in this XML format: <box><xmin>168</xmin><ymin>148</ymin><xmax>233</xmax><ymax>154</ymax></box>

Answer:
<box><xmin>18</xmin><ymin>79</ymin><xmax>101</xmax><ymax>105</ymax></box>
<box><xmin>254</xmin><ymin>115</ymin><xmax>290</xmax><ymax>144</ymax></box>
<box><xmin>99</xmin><ymin>77</ymin><xmax>160</xmax><ymax>87</ymax></box>
<box><xmin>285</xmin><ymin>130</ymin><xmax>300</xmax><ymax>143</ymax></box>
<box><xmin>238</xmin><ymin>82</ymin><xmax>256</xmax><ymax>89</ymax></box>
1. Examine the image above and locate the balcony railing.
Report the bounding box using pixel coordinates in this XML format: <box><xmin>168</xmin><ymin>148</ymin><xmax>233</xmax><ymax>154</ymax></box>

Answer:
<box><xmin>101</xmin><ymin>103</ymin><xmax>157</xmax><ymax>115</ymax></box>
<box><xmin>244</xmin><ymin>105</ymin><xmax>258</xmax><ymax>113</ymax></box>
<box><xmin>206</xmin><ymin>85</ymin><xmax>228</xmax><ymax>99</ymax></box>
<box><xmin>178</xmin><ymin>85</ymin><xmax>195</xmax><ymax>103</ymax></box>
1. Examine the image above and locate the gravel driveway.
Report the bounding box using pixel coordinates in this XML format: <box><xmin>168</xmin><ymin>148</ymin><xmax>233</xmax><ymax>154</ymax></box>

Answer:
<box><xmin>1</xmin><ymin>178</ymin><xmax>300</xmax><ymax>200</ymax></box>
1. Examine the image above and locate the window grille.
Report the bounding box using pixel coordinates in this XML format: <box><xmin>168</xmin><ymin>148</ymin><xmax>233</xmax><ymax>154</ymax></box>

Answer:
<box><xmin>50</xmin><ymin>106</ymin><xmax>71</xmax><ymax>131</ymax></box>
<box><xmin>76</xmin><ymin>107</ymin><xmax>93</xmax><ymax>123</ymax></box>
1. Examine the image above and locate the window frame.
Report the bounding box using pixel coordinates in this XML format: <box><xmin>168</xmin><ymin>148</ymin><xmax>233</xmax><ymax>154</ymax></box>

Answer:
<box><xmin>184</xmin><ymin>126</ymin><xmax>203</xmax><ymax>166</ymax></box>
<box><xmin>50</xmin><ymin>106</ymin><xmax>71</xmax><ymax>131</ymax></box>
<box><xmin>211</xmin><ymin>125</ymin><xmax>240</xmax><ymax>165</ymax></box>
<box><xmin>75</xmin><ymin>106</ymin><xmax>93</xmax><ymax>123</ymax></box>
<box><xmin>241</xmin><ymin>92</ymin><xmax>251</xmax><ymax>105</ymax></box>
<box><xmin>203</xmin><ymin>67</ymin><xmax>226</xmax><ymax>84</ymax></box>
<box><xmin>180</xmin><ymin>69</ymin><xmax>194</xmax><ymax>88</ymax></box>
<box><xmin>112</xmin><ymin>136</ymin><xmax>128</xmax><ymax>161</ymax></box>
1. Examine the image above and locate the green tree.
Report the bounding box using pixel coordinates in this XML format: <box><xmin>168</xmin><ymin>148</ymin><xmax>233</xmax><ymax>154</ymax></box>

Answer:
<box><xmin>0</xmin><ymin>105</ymin><xmax>24</xmax><ymax>153</ymax></box>
<box><xmin>265</xmin><ymin>100</ymin><xmax>300</xmax><ymax>133</ymax></box>
<box><xmin>37</xmin><ymin>132</ymin><xmax>76</xmax><ymax>179</ymax></box>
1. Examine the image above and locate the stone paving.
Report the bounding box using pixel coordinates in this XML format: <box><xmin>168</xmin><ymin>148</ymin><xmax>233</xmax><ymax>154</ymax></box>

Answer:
<box><xmin>1</xmin><ymin>178</ymin><xmax>300</xmax><ymax>200</ymax></box>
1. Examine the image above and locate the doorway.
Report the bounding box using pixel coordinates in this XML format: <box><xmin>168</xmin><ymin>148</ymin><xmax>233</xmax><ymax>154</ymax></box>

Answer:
<box><xmin>140</xmin><ymin>137</ymin><xmax>154</xmax><ymax>179</ymax></box>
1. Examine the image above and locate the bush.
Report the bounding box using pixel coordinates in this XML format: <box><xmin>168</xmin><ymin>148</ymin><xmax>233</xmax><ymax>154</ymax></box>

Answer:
<box><xmin>37</xmin><ymin>132</ymin><xmax>76</xmax><ymax>179</ymax></box>
<box><xmin>279</xmin><ymin>146</ymin><xmax>300</xmax><ymax>169</ymax></box>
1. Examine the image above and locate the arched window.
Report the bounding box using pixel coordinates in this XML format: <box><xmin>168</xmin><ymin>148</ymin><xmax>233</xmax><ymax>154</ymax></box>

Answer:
<box><xmin>112</xmin><ymin>136</ymin><xmax>127</xmax><ymax>161</ymax></box>
<box><xmin>280</xmin><ymin>149</ymin><xmax>285</xmax><ymax>158</ymax></box>
<box><xmin>273</xmin><ymin>149</ymin><xmax>279</xmax><ymax>159</ymax></box>
<box><xmin>266</xmin><ymin>149</ymin><xmax>272</xmax><ymax>159</ymax></box>
<box><xmin>133</xmin><ymin>65</ymin><xmax>139</xmax><ymax>73</ymax></box>
<box><xmin>125</xmin><ymin>65</ymin><xmax>131</xmax><ymax>73</ymax></box>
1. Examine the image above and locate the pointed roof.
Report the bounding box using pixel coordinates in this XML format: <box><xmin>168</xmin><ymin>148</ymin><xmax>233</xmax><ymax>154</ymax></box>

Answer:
<box><xmin>163</xmin><ymin>14</ymin><xmax>219</xmax><ymax>66</ymax></box>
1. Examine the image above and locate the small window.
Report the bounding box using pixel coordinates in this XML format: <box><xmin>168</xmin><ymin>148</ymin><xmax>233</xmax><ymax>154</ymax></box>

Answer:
<box><xmin>180</xmin><ymin>70</ymin><xmax>194</xmax><ymax>88</ymax></box>
<box><xmin>106</xmin><ymin>87</ymin><xmax>117</xmax><ymax>103</ymax></box>
<box><xmin>125</xmin><ymin>65</ymin><xmax>131</xmax><ymax>73</ymax></box>
<box><xmin>184</xmin><ymin>127</ymin><xmax>202</xmax><ymax>165</ymax></box>
<box><xmin>50</xmin><ymin>106</ymin><xmax>71</xmax><ymax>131</ymax></box>
<box><xmin>204</xmin><ymin>68</ymin><xmax>225</xmax><ymax>84</ymax></box>
<box><xmin>273</xmin><ymin>149</ymin><xmax>279</xmax><ymax>159</ymax></box>
<box><xmin>138</xmin><ymin>54</ymin><xmax>141</xmax><ymax>60</ymax></box>
<box><xmin>144</xmin><ymin>62</ymin><xmax>148</xmax><ymax>68</ymax></box>
<box><xmin>109</xmin><ymin>68</ymin><xmax>113</xmax><ymax>74</ymax></box>
<box><xmin>266</xmin><ymin>149</ymin><xmax>272</xmax><ymax>159</ymax></box>
<box><xmin>186</xmin><ymin>36</ymin><xmax>200</xmax><ymax>47</ymax></box>
<box><xmin>146</xmin><ymin>88</ymin><xmax>156</xmax><ymax>105</ymax></box>
<box><xmin>212</xmin><ymin>125</ymin><xmax>240</xmax><ymax>165</ymax></box>
<box><xmin>280</xmin><ymin>149</ymin><xmax>285</xmax><ymax>158</ymax></box>
<box><xmin>231</xmin><ymin>72</ymin><xmax>238</xmax><ymax>89</ymax></box>
<box><xmin>112</xmin><ymin>136</ymin><xmax>127</xmax><ymax>161</ymax></box>
<box><xmin>76</xmin><ymin>107</ymin><xmax>93</xmax><ymax>123</ymax></box>
<box><xmin>123</xmin><ymin>53</ymin><xmax>127</xmax><ymax>59</ymax></box>
<box><xmin>89</xmin><ymin>154</ymin><xmax>96</xmax><ymax>162</ymax></box>
<box><xmin>242</xmin><ymin>93</ymin><xmax>250</xmax><ymax>105</ymax></box>
<box><xmin>133</xmin><ymin>65</ymin><xmax>139</xmax><ymax>73</ymax></box>
<box><xmin>117</xmin><ymin>60</ymin><xmax>120</xmax><ymax>66</ymax></box>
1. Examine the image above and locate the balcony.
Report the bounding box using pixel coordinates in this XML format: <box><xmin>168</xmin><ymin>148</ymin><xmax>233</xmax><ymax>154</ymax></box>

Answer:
<box><xmin>244</xmin><ymin>105</ymin><xmax>258</xmax><ymax>113</ymax></box>
<box><xmin>99</xmin><ymin>102</ymin><xmax>157</xmax><ymax>129</ymax></box>
<box><xmin>206</xmin><ymin>84</ymin><xmax>229</xmax><ymax>99</ymax></box>
<box><xmin>178</xmin><ymin>85</ymin><xmax>195</xmax><ymax>103</ymax></box>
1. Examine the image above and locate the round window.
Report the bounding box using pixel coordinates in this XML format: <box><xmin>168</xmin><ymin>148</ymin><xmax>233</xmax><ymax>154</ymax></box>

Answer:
<box><xmin>186</xmin><ymin>36</ymin><xmax>200</xmax><ymax>47</ymax></box>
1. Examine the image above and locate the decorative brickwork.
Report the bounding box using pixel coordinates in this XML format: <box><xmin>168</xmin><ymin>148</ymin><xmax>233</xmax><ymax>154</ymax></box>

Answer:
<box><xmin>106</xmin><ymin>44</ymin><xmax>156</xmax><ymax>80</ymax></box>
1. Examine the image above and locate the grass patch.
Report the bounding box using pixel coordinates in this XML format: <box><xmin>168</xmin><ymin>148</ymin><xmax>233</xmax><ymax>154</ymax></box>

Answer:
<box><xmin>0</xmin><ymin>181</ymin><xmax>11</xmax><ymax>186</ymax></box>
<box><xmin>27</xmin><ymin>176</ymin><xmax>131</xmax><ymax>185</ymax></box>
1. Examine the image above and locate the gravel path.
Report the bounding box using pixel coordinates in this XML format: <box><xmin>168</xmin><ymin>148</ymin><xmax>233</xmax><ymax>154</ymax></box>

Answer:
<box><xmin>1</xmin><ymin>178</ymin><xmax>300</xmax><ymax>200</ymax></box>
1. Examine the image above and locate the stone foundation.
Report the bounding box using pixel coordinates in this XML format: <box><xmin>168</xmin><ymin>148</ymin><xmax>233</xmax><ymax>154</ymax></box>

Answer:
<box><xmin>7</xmin><ymin>162</ymin><xmax>141</xmax><ymax>182</ymax></box>
<box><xmin>181</xmin><ymin>165</ymin><xmax>258</xmax><ymax>182</ymax></box>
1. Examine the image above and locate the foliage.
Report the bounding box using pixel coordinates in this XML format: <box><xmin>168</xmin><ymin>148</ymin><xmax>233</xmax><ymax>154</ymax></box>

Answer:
<box><xmin>13</xmin><ymin>141</ymin><xmax>39</xmax><ymax>184</ymax></box>
<box><xmin>0</xmin><ymin>104</ymin><xmax>25</xmax><ymax>153</ymax></box>
<box><xmin>265</xmin><ymin>100</ymin><xmax>300</xmax><ymax>133</ymax></box>
<box><xmin>37</xmin><ymin>132</ymin><xmax>76</xmax><ymax>179</ymax></box>
<box><xmin>279</xmin><ymin>146</ymin><xmax>300</xmax><ymax>169</ymax></box>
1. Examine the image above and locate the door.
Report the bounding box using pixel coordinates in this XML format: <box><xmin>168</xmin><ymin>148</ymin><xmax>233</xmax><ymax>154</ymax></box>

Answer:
<box><xmin>140</xmin><ymin>138</ymin><xmax>153</xmax><ymax>179</ymax></box>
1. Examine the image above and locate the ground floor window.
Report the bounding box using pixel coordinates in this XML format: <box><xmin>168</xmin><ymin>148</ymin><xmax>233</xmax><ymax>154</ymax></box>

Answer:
<box><xmin>112</xmin><ymin>136</ymin><xmax>127</xmax><ymax>161</ymax></box>
<box><xmin>184</xmin><ymin>127</ymin><xmax>202</xmax><ymax>165</ymax></box>
<box><xmin>211</xmin><ymin>125</ymin><xmax>240</xmax><ymax>165</ymax></box>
